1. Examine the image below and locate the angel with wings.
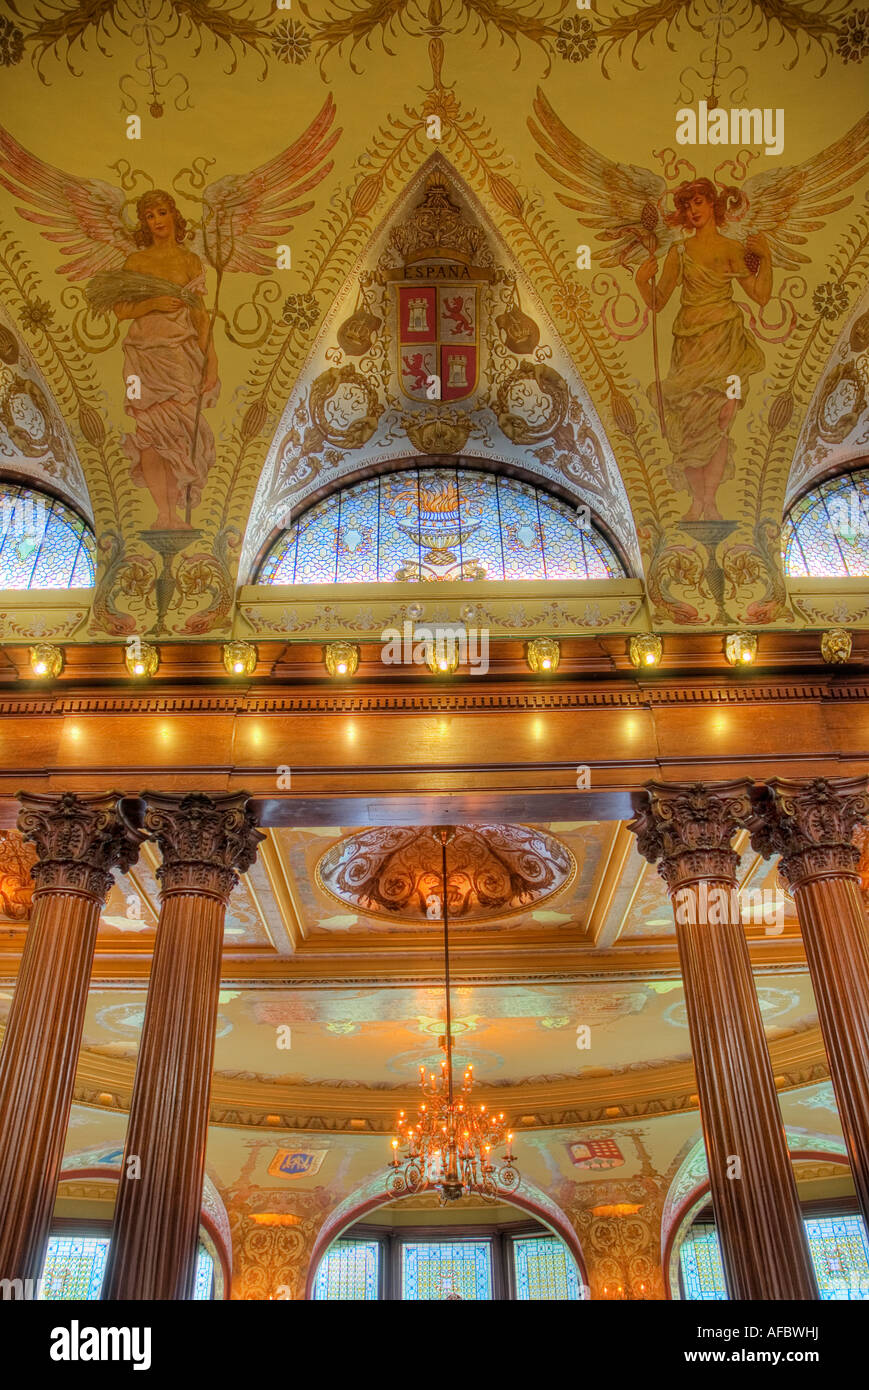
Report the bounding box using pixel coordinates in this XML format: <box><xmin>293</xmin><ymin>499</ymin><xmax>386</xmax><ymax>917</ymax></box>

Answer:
<box><xmin>530</xmin><ymin>93</ymin><xmax>869</xmax><ymax>522</ymax></box>
<box><xmin>0</xmin><ymin>97</ymin><xmax>339</xmax><ymax>531</ymax></box>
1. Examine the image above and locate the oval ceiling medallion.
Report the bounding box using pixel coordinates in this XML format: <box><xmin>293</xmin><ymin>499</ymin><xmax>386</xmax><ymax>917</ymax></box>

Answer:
<box><xmin>315</xmin><ymin>825</ymin><xmax>575</xmax><ymax>925</ymax></box>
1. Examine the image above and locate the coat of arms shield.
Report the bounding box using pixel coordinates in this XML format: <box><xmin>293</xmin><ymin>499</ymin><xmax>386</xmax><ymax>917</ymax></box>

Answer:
<box><xmin>397</xmin><ymin>282</ymin><xmax>479</xmax><ymax>402</ymax></box>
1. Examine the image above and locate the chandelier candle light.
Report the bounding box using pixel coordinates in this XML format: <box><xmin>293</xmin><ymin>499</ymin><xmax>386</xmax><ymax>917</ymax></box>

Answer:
<box><xmin>387</xmin><ymin>828</ymin><xmax>519</xmax><ymax>1203</ymax></box>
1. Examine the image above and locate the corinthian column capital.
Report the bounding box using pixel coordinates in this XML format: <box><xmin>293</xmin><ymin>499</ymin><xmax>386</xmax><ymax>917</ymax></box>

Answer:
<box><xmin>628</xmin><ymin>780</ymin><xmax>752</xmax><ymax>893</ymax></box>
<box><xmin>143</xmin><ymin>791</ymin><xmax>264</xmax><ymax>902</ymax></box>
<box><xmin>747</xmin><ymin>776</ymin><xmax>869</xmax><ymax>889</ymax></box>
<box><xmin>16</xmin><ymin>792</ymin><xmax>146</xmax><ymax>903</ymax></box>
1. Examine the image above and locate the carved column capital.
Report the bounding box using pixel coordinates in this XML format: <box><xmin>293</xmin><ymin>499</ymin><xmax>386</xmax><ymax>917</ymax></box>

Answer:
<box><xmin>747</xmin><ymin>776</ymin><xmax>869</xmax><ymax>889</ymax></box>
<box><xmin>628</xmin><ymin>780</ymin><xmax>752</xmax><ymax>893</ymax></box>
<box><xmin>16</xmin><ymin>792</ymin><xmax>146</xmax><ymax>903</ymax></box>
<box><xmin>143</xmin><ymin>792</ymin><xmax>264</xmax><ymax>902</ymax></box>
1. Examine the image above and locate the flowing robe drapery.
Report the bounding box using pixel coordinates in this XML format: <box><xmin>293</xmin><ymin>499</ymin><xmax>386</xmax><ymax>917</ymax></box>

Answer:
<box><xmin>652</xmin><ymin>244</ymin><xmax>764</xmax><ymax>485</ymax></box>
<box><xmin>119</xmin><ymin>272</ymin><xmax>219</xmax><ymax>512</ymax></box>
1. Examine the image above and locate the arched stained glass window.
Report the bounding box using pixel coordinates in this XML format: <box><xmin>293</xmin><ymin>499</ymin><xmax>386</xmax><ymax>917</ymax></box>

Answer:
<box><xmin>258</xmin><ymin>467</ymin><xmax>625</xmax><ymax>585</ymax></box>
<box><xmin>679</xmin><ymin>1214</ymin><xmax>869</xmax><ymax>1300</ymax></box>
<box><xmin>0</xmin><ymin>480</ymin><xmax>95</xmax><ymax>589</ymax></box>
<box><xmin>38</xmin><ymin>1234</ymin><xmax>214</xmax><ymax>1300</ymax></box>
<box><xmin>782</xmin><ymin>467</ymin><xmax>869</xmax><ymax>577</ymax></box>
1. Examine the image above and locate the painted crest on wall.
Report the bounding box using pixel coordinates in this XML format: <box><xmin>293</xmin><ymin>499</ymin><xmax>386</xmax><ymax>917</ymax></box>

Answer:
<box><xmin>267</xmin><ymin>1149</ymin><xmax>328</xmax><ymax>1180</ymax></box>
<box><xmin>397</xmin><ymin>283</ymin><xmax>479</xmax><ymax>402</ymax></box>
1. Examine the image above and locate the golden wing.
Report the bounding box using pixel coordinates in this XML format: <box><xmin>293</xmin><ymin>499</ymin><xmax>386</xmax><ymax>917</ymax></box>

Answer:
<box><xmin>0</xmin><ymin>126</ymin><xmax>131</xmax><ymax>280</ymax></box>
<box><xmin>198</xmin><ymin>95</ymin><xmax>341</xmax><ymax>274</ymax></box>
<box><xmin>528</xmin><ymin>88</ymin><xmax>674</xmax><ymax>267</ymax></box>
<box><xmin>737</xmin><ymin>115</ymin><xmax>869</xmax><ymax>270</ymax></box>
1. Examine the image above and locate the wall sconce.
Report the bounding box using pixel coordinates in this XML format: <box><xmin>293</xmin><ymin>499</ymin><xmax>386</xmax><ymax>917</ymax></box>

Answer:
<box><xmin>124</xmin><ymin>641</ymin><xmax>159</xmax><ymax>678</ymax></box>
<box><xmin>425</xmin><ymin>642</ymin><xmax>460</xmax><ymax>676</ymax></box>
<box><xmin>222</xmin><ymin>641</ymin><xmax>257</xmax><ymax>677</ymax></box>
<box><xmin>629</xmin><ymin>634</ymin><xmax>662</xmax><ymax>669</ymax></box>
<box><xmin>325</xmin><ymin>642</ymin><xmax>359</xmax><ymax>677</ymax></box>
<box><xmin>30</xmin><ymin>644</ymin><xmax>63</xmax><ymax>679</ymax></box>
<box><xmin>821</xmin><ymin>628</ymin><xmax>851</xmax><ymax>664</ymax></box>
<box><xmin>526</xmin><ymin>637</ymin><xmax>560</xmax><ymax>673</ymax></box>
<box><xmin>725</xmin><ymin>632</ymin><xmax>757</xmax><ymax>666</ymax></box>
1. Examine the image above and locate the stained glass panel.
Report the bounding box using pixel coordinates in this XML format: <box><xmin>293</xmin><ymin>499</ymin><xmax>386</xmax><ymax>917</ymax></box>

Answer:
<box><xmin>259</xmin><ymin>468</ymin><xmax>624</xmax><ymax>584</ymax></box>
<box><xmin>0</xmin><ymin>482</ymin><xmax>95</xmax><ymax>589</ymax></box>
<box><xmin>782</xmin><ymin>467</ymin><xmax>869</xmax><ymax>577</ymax></box>
<box><xmin>38</xmin><ymin>1236</ymin><xmax>214</xmax><ymax>1300</ymax></box>
<box><xmin>313</xmin><ymin>1239</ymin><xmax>380</xmax><ymax>1300</ymax></box>
<box><xmin>512</xmin><ymin>1234</ymin><xmax>582</xmax><ymax>1300</ymax></box>
<box><xmin>39</xmin><ymin>1235</ymin><xmax>110</xmax><ymax>1300</ymax></box>
<box><xmin>679</xmin><ymin>1222</ymin><xmax>728</xmax><ymax>1300</ymax></box>
<box><xmin>401</xmin><ymin>1240</ymin><xmax>492</xmax><ymax>1300</ymax></box>
<box><xmin>680</xmin><ymin>1214</ymin><xmax>869</xmax><ymax>1300</ymax></box>
<box><xmin>806</xmin><ymin>1214</ymin><xmax>869</xmax><ymax>1299</ymax></box>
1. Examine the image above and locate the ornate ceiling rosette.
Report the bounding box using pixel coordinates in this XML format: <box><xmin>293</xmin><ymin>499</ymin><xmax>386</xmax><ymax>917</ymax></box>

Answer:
<box><xmin>315</xmin><ymin>824</ymin><xmax>575</xmax><ymax>926</ymax></box>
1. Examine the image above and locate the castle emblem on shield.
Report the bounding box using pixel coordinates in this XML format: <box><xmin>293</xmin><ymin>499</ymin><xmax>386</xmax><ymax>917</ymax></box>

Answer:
<box><xmin>398</xmin><ymin>282</ymin><xmax>479</xmax><ymax>403</ymax></box>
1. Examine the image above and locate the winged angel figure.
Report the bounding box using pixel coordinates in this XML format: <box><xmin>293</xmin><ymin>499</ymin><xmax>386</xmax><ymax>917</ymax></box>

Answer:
<box><xmin>0</xmin><ymin>98</ymin><xmax>339</xmax><ymax>531</ymax></box>
<box><xmin>530</xmin><ymin>94</ymin><xmax>869</xmax><ymax>522</ymax></box>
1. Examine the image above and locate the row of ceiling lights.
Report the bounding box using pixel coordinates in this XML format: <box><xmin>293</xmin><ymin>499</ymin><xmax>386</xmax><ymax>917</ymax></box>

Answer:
<box><xmin>23</xmin><ymin>628</ymin><xmax>854</xmax><ymax>681</ymax></box>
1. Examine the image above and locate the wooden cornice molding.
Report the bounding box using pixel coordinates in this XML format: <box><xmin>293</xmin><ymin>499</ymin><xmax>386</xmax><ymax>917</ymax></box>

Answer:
<box><xmin>0</xmin><ymin>923</ymin><xmax>809</xmax><ymax>984</ymax></box>
<box><xmin>60</xmin><ymin>1022</ymin><xmax>829</xmax><ymax>1133</ymax></box>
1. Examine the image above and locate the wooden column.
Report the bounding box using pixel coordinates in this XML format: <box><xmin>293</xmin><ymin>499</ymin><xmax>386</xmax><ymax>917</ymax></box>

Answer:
<box><xmin>629</xmin><ymin>781</ymin><xmax>818</xmax><ymax>1301</ymax></box>
<box><xmin>0</xmin><ymin>792</ymin><xmax>144</xmax><ymax>1284</ymax></box>
<box><xmin>102</xmin><ymin>792</ymin><xmax>263</xmax><ymax>1301</ymax></box>
<box><xmin>748</xmin><ymin>776</ymin><xmax>869</xmax><ymax>1231</ymax></box>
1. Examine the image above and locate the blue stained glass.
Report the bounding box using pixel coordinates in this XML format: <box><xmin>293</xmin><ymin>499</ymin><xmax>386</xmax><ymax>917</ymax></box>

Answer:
<box><xmin>680</xmin><ymin>1214</ymin><xmax>869</xmax><ymax>1300</ymax></box>
<box><xmin>782</xmin><ymin>467</ymin><xmax>869</xmax><ymax>577</ymax></box>
<box><xmin>38</xmin><ymin>1236</ymin><xmax>214</xmax><ymax>1300</ymax></box>
<box><xmin>313</xmin><ymin>1239</ymin><xmax>379</xmax><ymax>1300</ymax></box>
<box><xmin>806</xmin><ymin>1214</ymin><xmax>869</xmax><ymax>1299</ymax></box>
<box><xmin>39</xmin><ymin>1235</ymin><xmax>109</xmax><ymax>1300</ymax></box>
<box><xmin>679</xmin><ymin>1222</ymin><xmax>728</xmax><ymax>1300</ymax></box>
<box><xmin>401</xmin><ymin>1240</ymin><xmax>492</xmax><ymax>1300</ymax></box>
<box><xmin>259</xmin><ymin>467</ymin><xmax>624</xmax><ymax>585</ymax></box>
<box><xmin>0</xmin><ymin>482</ymin><xmax>95</xmax><ymax>589</ymax></box>
<box><xmin>513</xmin><ymin>1234</ymin><xmax>582</xmax><ymax>1300</ymax></box>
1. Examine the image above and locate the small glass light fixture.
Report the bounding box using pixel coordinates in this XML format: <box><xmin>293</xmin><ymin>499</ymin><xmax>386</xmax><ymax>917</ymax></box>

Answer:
<box><xmin>222</xmin><ymin>640</ymin><xmax>257</xmax><ymax>677</ymax></box>
<box><xmin>124</xmin><ymin>641</ymin><xmax>159</xmax><ymax>679</ymax></box>
<box><xmin>425</xmin><ymin>640</ymin><xmax>460</xmax><ymax>676</ymax></box>
<box><xmin>30</xmin><ymin>643</ymin><xmax>63</xmax><ymax>679</ymax></box>
<box><xmin>629</xmin><ymin>634</ymin><xmax>662</xmax><ymax>669</ymax></box>
<box><xmin>526</xmin><ymin>637</ymin><xmax>560</xmax><ymax>673</ymax></box>
<box><xmin>325</xmin><ymin>641</ymin><xmax>359</xmax><ymax>677</ymax></box>
<box><xmin>821</xmin><ymin>628</ymin><xmax>852</xmax><ymax>664</ymax></box>
<box><xmin>725</xmin><ymin>631</ymin><xmax>757</xmax><ymax>666</ymax></box>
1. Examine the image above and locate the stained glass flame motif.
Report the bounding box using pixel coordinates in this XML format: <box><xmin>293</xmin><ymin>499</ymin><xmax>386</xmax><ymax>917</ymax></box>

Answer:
<box><xmin>258</xmin><ymin>467</ymin><xmax>624</xmax><ymax>585</ymax></box>
<box><xmin>782</xmin><ymin>467</ymin><xmax>869</xmax><ymax>577</ymax></box>
<box><xmin>0</xmin><ymin>482</ymin><xmax>95</xmax><ymax>589</ymax></box>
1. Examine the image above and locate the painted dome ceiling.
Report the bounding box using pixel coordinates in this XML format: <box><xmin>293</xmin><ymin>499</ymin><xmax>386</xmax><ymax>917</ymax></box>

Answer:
<box><xmin>315</xmin><ymin>824</ymin><xmax>575</xmax><ymax>924</ymax></box>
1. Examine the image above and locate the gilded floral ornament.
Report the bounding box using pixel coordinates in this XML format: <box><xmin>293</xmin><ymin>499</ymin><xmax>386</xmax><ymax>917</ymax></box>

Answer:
<box><xmin>836</xmin><ymin>8</ymin><xmax>869</xmax><ymax>63</ymax></box>
<box><xmin>18</xmin><ymin>297</ymin><xmax>54</xmax><ymax>333</ymax></box>
<box><xmin>272</xmin><ymin>19</ymin><xmax>312</xmax><ymax>64</ymax></box>
<box><xmin>812</xmin><ymin>281</ymin><xmax>850</xmax><ymax>321</ymax></box>
<box><xmin>556</xmin><ymin>15</ymin><xmax>597</xmax><ymax>62</ymax></box>
<box><xmin>281</xmin><ymin>294</ymin><xmax>320</xmax><ymax>331</ymax></box>
<box><xmin>0</xmin><ymin>15</ymin><xmax>24</xmax><ymax>67</ymax></box>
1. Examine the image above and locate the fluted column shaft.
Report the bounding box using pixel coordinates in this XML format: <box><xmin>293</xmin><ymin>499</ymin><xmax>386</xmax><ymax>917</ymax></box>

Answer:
<box><xmin>102</xmin><ymin>792</ymin><xmax>263</xmax><ymax>1301</ymax></box>
<box><xmin>0</xmin><ymin>793</ymin><xmax>144</xmax><ymax>1283</ymax></box>
<box><xmin>630</xmin><ymin>782</ymin><xmax>818</xmax><ymax>1301</ymax></box>
<box><xmin>749</xmin><ymin>776</ymin><xmax>869</xmax><ymax>1231</ymax></box>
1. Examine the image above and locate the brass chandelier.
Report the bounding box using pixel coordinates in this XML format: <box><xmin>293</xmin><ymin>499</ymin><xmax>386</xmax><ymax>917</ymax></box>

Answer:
<box><xmin>387</xmin><ymin>828</ymin><xmax>520</xmax><ymax>1203</ymax></box>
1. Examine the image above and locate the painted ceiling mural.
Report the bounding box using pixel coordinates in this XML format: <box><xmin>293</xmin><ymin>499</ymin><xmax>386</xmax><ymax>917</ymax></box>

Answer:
<box><xmin>0</xmin><ymin>1</ymin><xmax>863</xmax><ymax>637</ymax></box>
